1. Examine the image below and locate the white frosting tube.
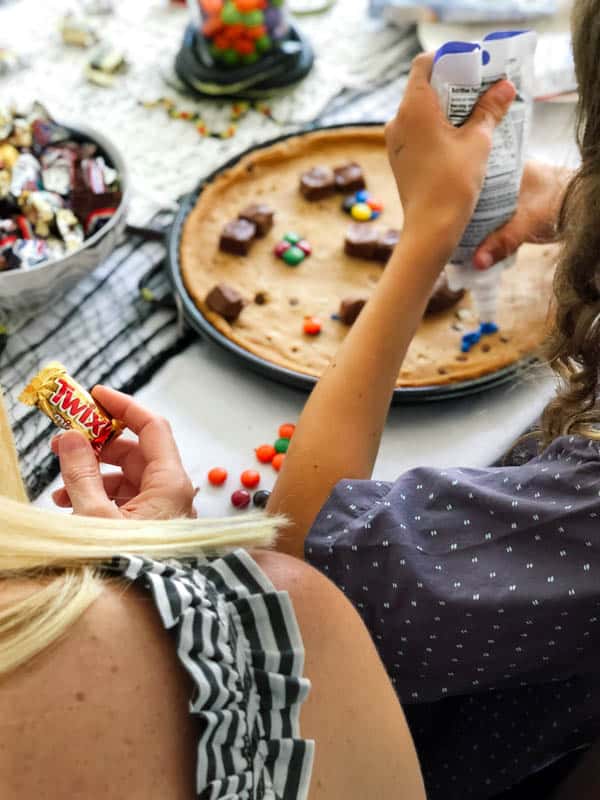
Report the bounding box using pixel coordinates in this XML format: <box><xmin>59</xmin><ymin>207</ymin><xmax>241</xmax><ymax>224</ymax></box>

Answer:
<box><xmin>431</xmin><ymin>31</ymin><xmax>537</xmax><ymax>324</ymax></box>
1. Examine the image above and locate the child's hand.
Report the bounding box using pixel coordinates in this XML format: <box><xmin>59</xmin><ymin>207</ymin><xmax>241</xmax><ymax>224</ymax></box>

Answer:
<box><xmin>385</xmin><ymin>53</ymin><xmax>516</xmax><ymax>261</ymax></box>
<box><xmin>51</xmin><ymin>386</ymin><xmax>197</xmax><ymax>520</ymax></box>
<box><xmin>473</xmin><ymin>161</ymin><xmax>572</xmax><ymax>270</ymax></box>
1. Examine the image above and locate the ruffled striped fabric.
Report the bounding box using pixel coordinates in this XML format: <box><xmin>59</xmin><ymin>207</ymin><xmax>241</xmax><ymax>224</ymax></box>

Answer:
<box><xmin>103</xmin><ymin>549</ymin><xmax>314</xmax><ymax>800</ymax></box>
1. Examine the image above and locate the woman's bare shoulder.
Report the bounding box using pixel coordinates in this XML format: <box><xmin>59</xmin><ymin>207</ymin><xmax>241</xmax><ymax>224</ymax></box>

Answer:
<box><xmin>0</xmin><ymin>577</ymin><xmax>197</xmax><ymax>800</ymax></box>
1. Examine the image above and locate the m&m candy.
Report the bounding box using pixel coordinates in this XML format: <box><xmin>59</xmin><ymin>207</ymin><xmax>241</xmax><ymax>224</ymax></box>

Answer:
<box><xmin>274</xmin><ymin>437</ymin><xmax>289</xmax><ymax>454</ymax></box>
<box><xmin>303</xmin><ymin>316</ymin><xmax>321</xmax><ymax>336</ymax></box>
<box><xmin>253</xmin><ymin>489</ymin><xmax>271</xmax><ymax>509</ymax></box>
<box><xmin>241</xmin><ymin>469</ymin><xmax>260</xmax><ymax>489</ymax></box>
<box><xmin>208</xmin><ymin>466</ymin><xmax>228</xmax><ymax>486</ymax></box>
<box><xmin>278</xmin><ymin>423</ymin><xmax>295</xmax><ymax>439</ymax></box>
<box><xmin>256</xmin><ymin>444</ymin><xmax>276</xmax><ymax>463</ymax></box>
<box><xmin>275</xmin><ymin>233</ymin><xmax>312</xmax><ymax>267</ymax></box>
<box><xmin>231</xmin><ymin>489</ymin><xmax>251</xmax><ymax>508</ymax></box>
<box><xmin>272</xmin><ymin>452</ymin><xmax>285</xmax><ymax>471</ymax></box>
<box><xmin>342</xmin><ymin>190</ymin><xmax>384</xmax><ymax>222</ymax></box>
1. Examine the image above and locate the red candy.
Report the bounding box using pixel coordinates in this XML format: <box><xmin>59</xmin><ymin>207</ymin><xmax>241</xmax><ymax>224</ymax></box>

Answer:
<box><xmin>274</xmin><ymin>241</ymin><xmax>290</xmax><ymax>258</ymax></box>
<box><xmin>231</xmin><ymin>489</ymin><xmax>251</xmax><ymax>508</ymax></box>
<box><xmin>272</xmin><ymin>453</ymin><xmax>285</xmax><ymax>471</ymax></box>
<box><xmin>297</xmin><ymin>239</ymin><xmax>312</xmax><ymax>256</ymax></box>
<box><xmin>367</xmin><ymin>198</ymin><xmax>384</xmax><ymax>212</ymax></box>
<box><xmin>303</xmin><ymin>316</ymin><xmax>321</xmax><ymax>336</ymax></box>
<box><xmin>241</xmin><ymin>469</ymin><xmax>260</xmax><ymax>489</ymax></box>
<box><xmin>208</xmin><ymin>467</ymin><xmax>228</xmax><ymax>486</ymax></box>
<box><xmin>279</xmin><ymin>423</ymin><xmax>296</xmax><ymax>439</ymax></box>
<box><xmin>256</xmin><ymin>444</ymin><xmax>276</xmax><ymax>463</ymax></box>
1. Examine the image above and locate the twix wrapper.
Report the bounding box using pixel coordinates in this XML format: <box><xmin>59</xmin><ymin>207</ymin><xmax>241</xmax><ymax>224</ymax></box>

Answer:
<box><xmin>19</xmin><ymin>361</ymin><xmax>122</xmax><ymax>454</ymax></box>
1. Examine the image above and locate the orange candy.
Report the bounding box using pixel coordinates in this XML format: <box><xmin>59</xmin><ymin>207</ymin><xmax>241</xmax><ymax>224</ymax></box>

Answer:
<box><xmin>203</xmin><ymin>15</ymin><xmax>224</xmax><ymax>37</ymax></box>
<box><xmin>247</xmin><ymin>24</ymin><xmax>267</xmax><ymax>39</ymax></box>
<box><xmin>234</xmin><ymin>0</ymin><xmax>263</xmax><ymax>9</ymax></box>
<box><xmin>208</xmin><ymin>467</ymin><xmax>228</xmax><ymax>486</ymax></box>
<box><xmin>279</xmin><ymin>423</ymin><xmax>296</xmax><ymax>439</ymax></box>
<box><xmin>303</xmin><ymin>317</ymin><xmax>322</xmax><ymax>336</ymax></box>
<box><xmin>234</xmin><ymin>37</ymin><xmax>256</xmax><ymax>55</ymax></box>
<box><xmin>272</xmin><ymin>453</ymin><xmax>286</xmax><ymax>472</ymax></box>
<box><xmin>241</xmin><ymin>469</ymin><xmax>261</xmax><ymax>489</ymax></box>
<box><xmin>222</xmin><ymin>23</ymin><xmax>246</xmax><ymax>42</ymax></box>
<box><xmin>201</xmin><ymin>0</ymin><xmax>223</xmax><ymax>13</ymax></box>
<box><xmin>256</xmin><ymin>444</ymin><xmax>276</xmax><ymax>463</ymax></box>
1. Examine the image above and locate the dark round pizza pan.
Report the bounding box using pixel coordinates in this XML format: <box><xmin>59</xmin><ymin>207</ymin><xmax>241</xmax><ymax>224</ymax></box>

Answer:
<box><xmin>166</xmin><ymin>124</ymin><xmax>532</xmax><ymax>403</ymax></box>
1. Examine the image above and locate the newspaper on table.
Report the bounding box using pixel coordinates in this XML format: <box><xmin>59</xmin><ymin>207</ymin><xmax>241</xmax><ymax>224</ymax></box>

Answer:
<box><xmin>430</xmin><ymin>30</ymin><xmax>537</xmax><ymax>327</ymax></box>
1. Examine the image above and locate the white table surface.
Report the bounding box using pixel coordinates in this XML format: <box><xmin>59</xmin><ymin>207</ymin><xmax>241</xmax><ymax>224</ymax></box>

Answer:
<box><xmin>34</xmin><ymin>34</ymin><xmax>580</xmax><ymax>517</ymax></box>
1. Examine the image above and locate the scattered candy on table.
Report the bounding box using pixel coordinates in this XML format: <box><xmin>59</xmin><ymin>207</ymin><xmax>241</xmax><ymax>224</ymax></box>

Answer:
<box><xmin>342</xmin><ymin>190</ymin><xmax>383</xmax><ymax>223</ymax></box>
<box><xmin>274</xmin><ymin>437</ymin><xmax>289</xmax><ymax>453</ymax></box>
<box><xmin>303</xmin><ymin>316</ymin><xmax>322</xmax><ymax>336</ymax></box>
<box><xmin>60</xmin><ymin>12</ymin><xmax>99</xmax><ymax>48</ymax></box>
<box><xmin>253</xmin><ymin>489</ymin><xmax>271</xmax><ymax>508</ymax></box>
<box><xmin>278</xmin><ymin>423</ymin><xmax>295</xmax><ymax>439</ymax></box>
<box><xmin>256</xmin><ymin>443</ymin><xmax>276</xmax><ymax>463</ymax></box>
<box><xmin>85</xmin><ymin>43</ymin><xmax>127</xmax><ymax>88</ymax></box>
<box><xmin>241</xmin><ymin>469</ymin><xmax>260</xmax><ymax>488</ymax></box>
<box><xmin>231</xmin><ymin>489</ymin><xmax>251</xmax><ymax>508</ymax></box>
<box><xmin>275</xmin><ymin>233</ymin><xmax>312</xmax><ymax>266</ymax></box>
<box><xmin>272</xmin><ymin>452</ymin><xmax>285</xmax><ymax>471</ymax></box>
<box><xmin>208</xmin><ymin>466</ymin><xmax>228</xmax><ymax>485</ymax></box>
<box><xmin>139</xmin><ymin>97</ymin><xmax>274</xmax><ymax>139</ymax></box>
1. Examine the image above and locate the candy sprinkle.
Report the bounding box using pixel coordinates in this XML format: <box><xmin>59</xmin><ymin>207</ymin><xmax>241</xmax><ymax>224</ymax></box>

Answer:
<box><xmin>272</xmin><ymin>453</ymin><xmax>285</xmax><ymax>471</ymax></box>
<box><xmin>256</xmin><ymin>444</ymin><xmax>276</xmax><ymax>463</ymax></box>
<box><xmin>208</xmin><ymin>467</ymin><xmax>228</xmax><ymax>486</ymax></box>
<box><xmin>241</xmin><ymin>469</ymin><xmax>260</xmax><ymax>489</ymax></box>
<box><xmin>231</xmin><ymin>489</ymin><xmax>251</xmax><ymax>509</ymax></box>
<box><xmin>303</xmin><ymin>316</ymin><xmax>321</xmax><ymax>336</ymax></box>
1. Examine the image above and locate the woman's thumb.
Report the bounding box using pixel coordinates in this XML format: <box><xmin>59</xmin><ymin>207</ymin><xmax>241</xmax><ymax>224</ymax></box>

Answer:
<box><xmin>465</xmin><ymin>80</ymin><xmax>516</xmax><ymax>139</ymax></box>
<box><xmin>57</xmin><ymin>431</ymin><xmax>118</xmax><ymax>518</ymax></box>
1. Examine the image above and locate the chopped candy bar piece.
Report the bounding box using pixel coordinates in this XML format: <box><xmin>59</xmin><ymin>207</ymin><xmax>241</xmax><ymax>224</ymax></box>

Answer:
<box><xmin>206</xmin><ymin>283</ymin><xmax>245</xmax><ymax>322</ymax></box>
<box><xmin>219</xmin><ymin>218</ymin><xmax>257</xmax><ymax>255</ymax></box>
<box><xmin>339</xmin><ymin>297</ymin><xmax>367</xmax><ymax>325</ymax></box>
<box><xmin>300</xmin><ymin>166</ymin><xmax>336</xmax><ymax>201</ymax></box>
<box><xmin>425</xmin><ymin>273</ymin><xmax>466</xmax><ymax>315</ymax></box>
<box><xmin>334</xmin><ymin>162</ymin><xmax>366</xmax><ymax>193</ymax></box>
<box><xmin>374</xmin><ymin>228</ymin><xmax>401</xmax><ymax>263</ymax></box>
<box><xmin>238</xmin><ymin>203</ymin><xmax>274</xmax><ymax>237</ymax></box>
<box><xmin>344</xmin><ymin>223</ymin><xmax>379</xmax><ymax>260</ymax></box>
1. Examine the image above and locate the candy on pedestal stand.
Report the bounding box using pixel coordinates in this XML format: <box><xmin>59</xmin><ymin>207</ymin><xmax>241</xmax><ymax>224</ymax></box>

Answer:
<box><xmin>175</xmin><ymin>0</ymin><xmax>314</xmax><ymax>99</ymax></box>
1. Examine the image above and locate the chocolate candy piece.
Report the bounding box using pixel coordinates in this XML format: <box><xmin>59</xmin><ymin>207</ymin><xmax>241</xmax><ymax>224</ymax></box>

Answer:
<box><xmin>374</xmin><ymin>229</ymin><xmax>401</xmax><ymax>263</ymax></box>
<box><xmin>206</xmin><ymin>283</ymin><xmax>245</xmax><ymax>322</ymax></box>
<box><xmin>253</xmin><ymin>489</ymin><xmax>271</xmax><ymax>509</ymax></box>
<box><xmin>238</xmin><ymin>203</ymin><xmax>274</xmax><ymax>237</ymax></box>
<box><xmin>70</xmin><ymin>188</ymin><xmax>122</xmax><ymax>226</ymax></box>
<box><xmin>339</xmin><ymin>297</ymin><xmax>367</xmax><ymax>326</ymax></box>
<box><xmin>219</xmin><ymin>218</ymin><xmax>257</xmax><ymax>255</ymax></box>
<box><xmin>300</xmin><ymin>166</ymin><xmax>336</xmax><ymax>201</ymax></box>
<box><xmin>425</xmin><ymin>272</ymin><xmax>466</xmax><ymax>315</ymax></box>
<box><xmin>344</xmin><ymin>223</ymin><xmax>379</xmax><ymax>260</ymax></box>
<box><xmin>334</xmin><ymin>162</ymin><xmax>366</xmax><ymax>193</ymax></box>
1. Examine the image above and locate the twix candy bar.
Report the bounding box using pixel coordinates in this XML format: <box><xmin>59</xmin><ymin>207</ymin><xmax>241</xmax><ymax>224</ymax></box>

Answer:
<box><xmin>19</xmin><ymin>361</ymin><xmax>122</xmax><ymax>454</ymax></box>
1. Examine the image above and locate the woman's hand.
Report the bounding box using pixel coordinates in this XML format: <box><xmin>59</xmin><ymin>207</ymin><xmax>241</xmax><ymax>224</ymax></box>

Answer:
<box><xmin>385</xmin><ymin>53</ymin><xmax>516</xmax><ymax>261</ymax></box>
<box><xmin>473</xmin><ymin>161</ymin><xmax>572</xmax><ymax>269</ymax></box>
<box><xmin>51</xmin><ymin>385</ymin><xmax>197</xmax><ymax>520</ymax></box>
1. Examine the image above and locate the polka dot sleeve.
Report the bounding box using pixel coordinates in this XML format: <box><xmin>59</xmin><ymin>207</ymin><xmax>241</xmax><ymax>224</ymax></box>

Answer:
<box><xmin>305</xmin><ymin>435</ymin><xmax>600</xmax><ymax>703</ymax></box>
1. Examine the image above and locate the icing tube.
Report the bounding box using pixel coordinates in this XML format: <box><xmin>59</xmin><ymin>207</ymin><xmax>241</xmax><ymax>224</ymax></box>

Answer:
<box><xmin>431</xmin><ymin>30</ymin><xmax>537</xmax><ymax>324</ymax></box>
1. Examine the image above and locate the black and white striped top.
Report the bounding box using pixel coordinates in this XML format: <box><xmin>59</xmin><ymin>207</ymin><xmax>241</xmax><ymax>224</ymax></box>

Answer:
<box><xmin>104</xmin><ymin>549</ymin><xmax>314</xmax><ymax>800</ymax></box>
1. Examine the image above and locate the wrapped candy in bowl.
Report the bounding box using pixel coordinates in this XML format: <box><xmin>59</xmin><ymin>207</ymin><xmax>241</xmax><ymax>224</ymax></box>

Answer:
<box><xmin>0</xmin><ymin>103</ymin><xmax>129</xmax><ymax>312</ymax></box>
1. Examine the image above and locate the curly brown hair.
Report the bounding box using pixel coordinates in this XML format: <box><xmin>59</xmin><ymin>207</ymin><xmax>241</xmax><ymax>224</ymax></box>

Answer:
<box><xmin>540</xmin><ymin>0</ymin><xmax>600</xmax><ymax>444</ymax></box>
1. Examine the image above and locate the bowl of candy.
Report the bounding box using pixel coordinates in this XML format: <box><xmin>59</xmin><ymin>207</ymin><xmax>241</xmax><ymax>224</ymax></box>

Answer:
<box><xmin>0</xmin><ymin>103</ymin><xmax>129</xmax><ymax>312</ymax></box>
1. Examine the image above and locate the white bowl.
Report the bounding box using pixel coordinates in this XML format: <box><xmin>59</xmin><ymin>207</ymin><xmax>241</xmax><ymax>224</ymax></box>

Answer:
<box><xmin>0</xmin><ymin>122</ymin><xmax>130</xmax><ymax>313</ymax></box>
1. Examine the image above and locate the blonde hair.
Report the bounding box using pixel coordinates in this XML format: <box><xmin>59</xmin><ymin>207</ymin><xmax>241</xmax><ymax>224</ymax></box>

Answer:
<box><xmin>0</xmin><ymin>388</ymin><xmax>277</xmax><ymax>676</ymax></box>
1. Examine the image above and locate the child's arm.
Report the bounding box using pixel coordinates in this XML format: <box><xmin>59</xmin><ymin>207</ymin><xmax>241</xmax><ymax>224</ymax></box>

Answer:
<box><xmin>268</xmin><ymin>54</ymin><xmax>516</xmax><ymax>559</ymax></box>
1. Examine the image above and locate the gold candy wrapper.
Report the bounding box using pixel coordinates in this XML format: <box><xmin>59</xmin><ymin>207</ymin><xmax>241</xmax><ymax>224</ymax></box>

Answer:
<box><xmin>19</xmin><ymin>361</ymin><xmax>122</xmax><ymax>454</ymax></box>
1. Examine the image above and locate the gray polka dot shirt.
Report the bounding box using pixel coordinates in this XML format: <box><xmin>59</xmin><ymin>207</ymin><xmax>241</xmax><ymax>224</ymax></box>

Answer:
<box><xmin>305</xmin><ymin>434</ymin><xmax>600</xmax><ymax>798</ymax></box>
